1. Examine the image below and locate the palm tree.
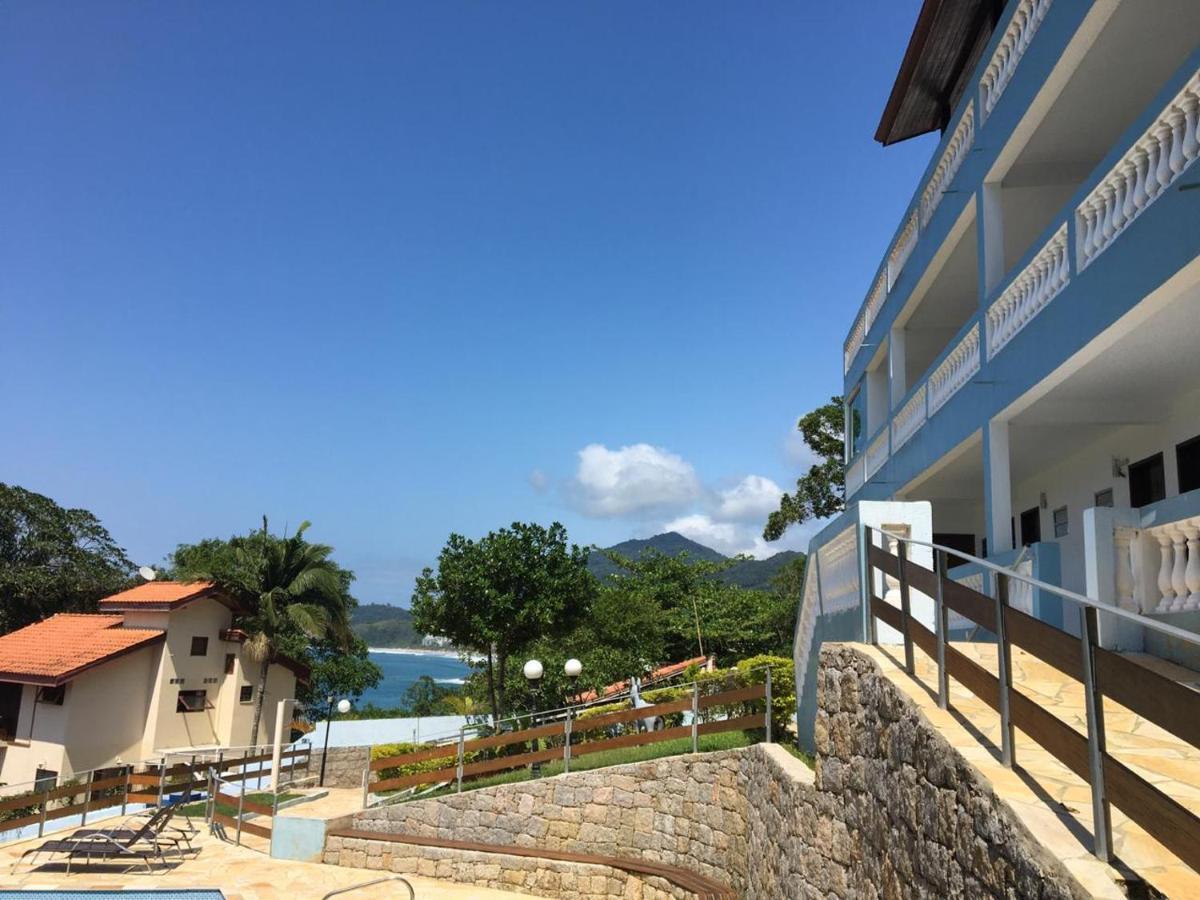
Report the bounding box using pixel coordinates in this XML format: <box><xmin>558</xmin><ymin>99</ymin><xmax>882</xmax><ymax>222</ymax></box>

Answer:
<box><xmin>213</xmin><ymin>518</ymin><xmax>351</xmax><ymax>746</ymax></box>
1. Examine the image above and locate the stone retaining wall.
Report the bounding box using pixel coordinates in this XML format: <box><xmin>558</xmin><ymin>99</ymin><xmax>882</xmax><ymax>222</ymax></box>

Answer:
<box><xmin>323</xmin><ymin>645</ymin><xmax>1092</xmax><ymax>898</ymax></box>
<box><xmin>308</xmin><ymin>744</ymin><xmax>370</xmax><ymax>790</ymax></box>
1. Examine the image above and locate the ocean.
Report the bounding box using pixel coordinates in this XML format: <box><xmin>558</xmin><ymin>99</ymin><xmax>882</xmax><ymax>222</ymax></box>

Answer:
<box><xmin>358</xmin><ymin>648</ymin><xmax>474</xmax><ymax>709</ymax></box>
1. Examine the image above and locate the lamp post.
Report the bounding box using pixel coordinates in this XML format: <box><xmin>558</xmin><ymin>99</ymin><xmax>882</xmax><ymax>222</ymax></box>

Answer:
<box><xmin>319</xmin><ymin>696</ymin><xmax>352</xmax><ymax>787</ymax></box>
<box><xmin>523</xmin><ymin>659</ymin><xmax>544</xmax><ymax>777</ymax></box>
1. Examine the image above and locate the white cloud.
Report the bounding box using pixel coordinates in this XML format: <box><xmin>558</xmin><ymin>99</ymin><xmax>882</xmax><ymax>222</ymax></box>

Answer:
<box><xmin>569</xmin><ymin>443</ymin><xmax>701</xmax><ymax>517</ymax></box>
<box><xmin>662</xmin><ymin>514</ymin><xmax>748</xmax><ymax>557</ymax></box>
<box><xmin>716</xmin><ymin>475</ymin><xmax>783</xmax><ymax>522</ymax></box>
<box><xmin>528</xmin><ymin>468</ymin><xmax>549</xmax><ymax>492</ymax></box>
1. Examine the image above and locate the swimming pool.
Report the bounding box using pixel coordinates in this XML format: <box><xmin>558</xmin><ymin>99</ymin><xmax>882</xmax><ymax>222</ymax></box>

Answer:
<box><xmin>0</xmin><ymin>893</ymin><xmax>224</xmax><ymax>899</ymax></box>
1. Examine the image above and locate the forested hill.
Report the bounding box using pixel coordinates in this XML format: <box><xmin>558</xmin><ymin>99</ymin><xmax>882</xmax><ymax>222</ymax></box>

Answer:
<box><xmin>588</xmin><ymin>531</ymin><xmax>804</xmax><ymax>592</ymax></box>
<box><xmin>352</xmin><ymin>532</ymin><xmax>804</xmax><ymax>647</ymax></box>
<box><xmin>351</xmin><ymin>603</ymin><xmax>421</xmax><ymax>648</ymax></box>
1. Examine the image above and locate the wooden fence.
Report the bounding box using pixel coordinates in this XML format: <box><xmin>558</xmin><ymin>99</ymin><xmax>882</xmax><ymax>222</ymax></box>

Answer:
<box><xmin>865</xmin><ymin>526</ymin><xmax>1200</xmax><ymax>872</ymax></box>
<box><xmin>366</xmin><ymin>681</ymin><xmax>770</xmax><ymax>802</ymax></box>
<box><xmin>0</xmin><ymin>744</ymin><xmax>310</xmax><ymax>840</ymax></box>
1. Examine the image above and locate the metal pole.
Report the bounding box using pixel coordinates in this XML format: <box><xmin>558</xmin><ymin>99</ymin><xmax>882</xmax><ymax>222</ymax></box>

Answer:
<box><xmin>456</xmin><ymin>726</ymin><xmax>466</xmax><ymax>792</ymax></box>
<box><xmin>858</xmin><ymin>523</ymin><xmax>876</xmax><ymax>644</ymax></box>
<box><xmin>157</xmin><ymin>755</ymin><xmax>167</xmax><ymax>808</ymax></box>
<box><xmin>320</xmin><ymin>697</ymin><xmax>334</xmax><ymax>787</ymax></box>
<box><xmin>995</xmin><ymin>572</ymin><xmax>1015</xmax><ymax>767</ymax></box>
<box><xmin>898</xmin><ymin>540</ymin><xmax>915</xmax><ymax>675</ymax></box>
<box><xmin>360</xmin><ymin>768</ymin><xmax>370</xmax><ymax>809</ymax></box>
<box><xmin>38</xmin><ymin>788</ymin><xmax>47</xmax><ymax>837</ymax></box>
<box><xmin>121</xmin><ymin>764</ymin><xmax>130</xmax><ymax>816</ymax></box>
<box><xmin>236</xmin><ymin>782</ymin><xmax>244</xmax><ymax>846</ymax></box>
<box><xmin>81</xmin><ymin>768</ymin><xmax>94</xmax><ymax>826</ymax></box>
<box><xmin>1079</xmin><ymin>605</ymin><xmax>1112</xmax><ymax>862</ymax></box>
<box><xmin>934</xmin><ymin>549</ymin><xmax>949</xmax><ymax>710</ymax></box>
<box><xmin>690</xmin><ymin>681</ymin><xmax>700</xmax><ymax>753</ymax></box>
<box><xmin>764</xmin><ymin>666</ymin><xmax>773</xmax><ymax>743</ymax></box>
<box><xmin>562</xmin><ymin>714</ymin><xmax>572</xmax><ymax>774</ymax></box>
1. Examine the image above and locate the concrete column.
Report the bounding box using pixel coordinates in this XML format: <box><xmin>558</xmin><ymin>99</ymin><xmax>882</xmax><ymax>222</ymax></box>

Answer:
<box><xmin>979</xmin><ymin>182</ymin><xmax>1006</xmax><ymax>300</ymax></box>
<box><xmin>269</xmin><ymin>699</ymin><xmax>295</xmax><ymax>792</ymax></box>
<box><xmin>889</xmin><ymin>326</ymin><xmax>907</xmax><ymax>408</ymax></box>
<box><xmin>984</xmin><ymin>419</ymin><xmax>1014</xmax><ymax>556</ymax></box>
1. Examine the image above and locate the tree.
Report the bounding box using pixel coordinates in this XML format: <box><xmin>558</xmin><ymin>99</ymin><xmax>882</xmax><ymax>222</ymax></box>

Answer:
<box><xmin>402</xmin><ymin>675</ymin><xmax>455</xmax><ymax>716</ymax></box>
<box><xmin>292</xmin><ymin>634</ymin><xmax>383</xmax><ymax>710</ymax></box>
<box><xmin>0</xmin><ymin>483</ymin><xmax>135</xmax><ymax>633</ymax></box>
<box><xmin>173</xmin><ymin>518</ymin><xmax>354</xmax><ymax>745</ymax></box>
<box><xmin>411</xmin><ymin>522</ymin><xmax>595</xmax><ymax>726</ymax></box>
<box><xmin>763</xmin><ymin>397</ymin><xmax>845</xmax><ymax>541</ymax></box>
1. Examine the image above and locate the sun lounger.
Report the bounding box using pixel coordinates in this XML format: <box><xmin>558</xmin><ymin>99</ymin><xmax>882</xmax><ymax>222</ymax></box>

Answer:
<box><xmin>12</xmin><ymin>805</ymin><xmax>177</xmax><ymax>874</ymax></box>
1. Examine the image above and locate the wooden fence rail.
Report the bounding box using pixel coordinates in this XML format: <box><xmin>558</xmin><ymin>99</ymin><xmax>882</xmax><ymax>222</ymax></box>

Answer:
<box><xmin>367</xmin><ymin>682</ymin><xmax>770</xmax><ymax>801</ymax></box>
<box><xmin>864</xmin><ymin>526</ymin><xmax>1200</xmax><ymax>873</ymax></box>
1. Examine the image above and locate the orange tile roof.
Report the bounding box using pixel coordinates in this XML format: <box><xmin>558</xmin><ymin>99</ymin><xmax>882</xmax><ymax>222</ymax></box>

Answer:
<box><xmin>97</xmin><ymin>580</ymin><xmax>220</xmax><ymax>611</ymax></box>
<box><xmin>0</xmin><ymin>614</ymin><xmax>165</xmax><ymax>686</ymax></box>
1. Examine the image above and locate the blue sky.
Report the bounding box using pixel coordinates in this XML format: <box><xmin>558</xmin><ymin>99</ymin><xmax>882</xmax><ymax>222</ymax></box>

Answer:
<box><xmin>2</xmin><ymin>2</ymin><xmax>937</xmax><ymax>604</ymax></box>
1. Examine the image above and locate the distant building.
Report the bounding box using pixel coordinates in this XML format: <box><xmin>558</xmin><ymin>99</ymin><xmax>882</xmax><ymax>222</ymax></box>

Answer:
<box><xmin>0</xmin><ymin>582</ymin><xmax>306</xmax><ymax>787</ymax></box>
<box><xmin>420</xmin><ymin>635</ymin><xmax>452</xmax><ymax>648</ymax></box>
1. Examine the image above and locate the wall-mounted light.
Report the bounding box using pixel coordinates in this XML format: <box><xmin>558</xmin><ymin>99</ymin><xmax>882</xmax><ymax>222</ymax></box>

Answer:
<box><xmin>1113</xmin><ymin>457</ymin><xmax>1129</xmax><ymax>478</ymax></box>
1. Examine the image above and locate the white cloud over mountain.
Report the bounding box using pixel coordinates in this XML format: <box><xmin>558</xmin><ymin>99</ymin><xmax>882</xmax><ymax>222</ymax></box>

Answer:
<box><xmin>715</xmin><ymin>475</ymin><xmax>783</xmax><ymax>522</ymax></box>
<box><xmin>568</xmin><ymin>443</ymin><xmax>702</xmax><ymax>517</ymax></box>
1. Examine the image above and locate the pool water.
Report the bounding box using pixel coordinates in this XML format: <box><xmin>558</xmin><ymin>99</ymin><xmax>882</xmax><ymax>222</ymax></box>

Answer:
<box><xmin>0</xmin><ymin>893</ymin><xmax>224</xmax><ymax>899</ymax></box>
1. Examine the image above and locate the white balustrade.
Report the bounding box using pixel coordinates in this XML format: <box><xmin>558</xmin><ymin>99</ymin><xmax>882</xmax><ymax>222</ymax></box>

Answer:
<box><xmin>891</xmin><ymin>384</ymin><xmax>927</xmax><ymax>453</ymax></box>
<box><xmin>1113</xmin><ymin>527</ymin><xmax>1138</xmax><ymax>613</ymax></box>
<box><xmin>927</xmin><ymin>323</ymin><xmax>980</xmax><ymax>416</ymax></box>
<box><xmin>1141</xmin><ymin>517</ymin><xmax>1200</xmax><ymax>613</ymax></box>
<box><xmin>845</xmin><ymin>456</ymin><xmax>865</xmax><ymax>498</ymax></box>
<box><xmin>844</xmin><ymin>307</ymin><xmax>867</xmax><ymax>374</ymax></box>
<box><xmin>980</xmin><ymin>0</ymin><xmax>1054</xmax><ymax>123</ymax></box>
<box><xmin>1076</xmin><ymin>70</ymin><xmax>1200</xmax><ymax>271</ymax></box>
<box><xmin>864</xmin><ymin>430</ymin><xmax>889</xmax><ymax>481</ymax></box>
<box><xmin>921</xmin><ymin>102</ymin><xmax>975</xmax><ymax>228</ymax></box>
<box><xmin>887</xmin><ymin>211</ymin><xmax>919</xmax><ymax>290</ymax></box>
<box><xmin>986</xmin><ymin>224</ymin><xmax>1069</xmax><ymax>359</ymax></box>
<box><xmin>864</xmin><ymin>272</ymin><xmax>886</xmax><ymax>332</ymax></box>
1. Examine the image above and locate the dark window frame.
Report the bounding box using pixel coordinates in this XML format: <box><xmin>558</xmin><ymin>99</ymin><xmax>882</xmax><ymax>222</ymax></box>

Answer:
<box><xmin>1053</xmin><ymin>506</ymin><xmax>1069</xmax><ymax>538</ymax></box>
<box><xmin>1129</xmin><ymin>452</ymin><xmax>1166</xmax><ymax>508</ymax></box>
<box><xmin>190</xmin><ymin>636</ymin><xmax>209</xmax><ymax>657</ymax></box>
<box><xmin>36</xmin><ymin>685</ymin><xmax>66</xmax><ymax>706</ymax></box>
<box><xmin>176</xmin><ymin>689</ymin><xmax>208</xmax><ymax>713</ymax></box>
<box><xmin>239</xmin><ymin>684</ymin><xmax>254</xmax><ymax>704</ymax></box>
<box><xmin>1094</xmin><ymin>488</ymin><xmax>1114</xmax><ymax>508</ymax></box>
<box><xmin>1176</xmin><ymin>434</ymin><xmax>1200</xmax><ymax>495</ymax></box>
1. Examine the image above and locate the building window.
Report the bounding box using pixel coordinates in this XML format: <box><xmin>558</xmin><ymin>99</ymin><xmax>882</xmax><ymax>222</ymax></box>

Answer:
<box><xmin>36</xmin><ymin>685</ymin><xmax>65</xmax><ymax>705</ymax></box>
<box><xmin>224</xmin><ymin>653</ymin><xmax>236</xmax><ymax>675</ymax></box>
<box><xmin>239</xmin><ymin>685</ymin><xmax>254</xmax><ymax>703</ymax></box>
<box><xmin>847</xmin><ymin>383</ymin><xmax>868</xmax><ymax>460</ymax></box>
<box><xmin>1094</xmin><ymin>488</ymin><xmax>1114</xmax><ymax>508</ymax></box>
<box><xmin>169</xmin><ymin>677</ymin><xmax>185</xmax><ymax>685</ymax></box>
<box><xmin>1129</xmin><ymin>452</ymin><xmax>1166</xmax><ymax>508</ymax></box>
<box><xmin>190</xmin><ymin>636</ymin><xmax>209</xmax><ymax>657</ymax></box>
<box><xmin>1053</xmin><ymin>506</ymin><xmax>1069</xmax><ymax>538</ymax></box>
<box><xmin>1019</xmin><ymin>507</ymin><xmax>1041</xmax><ymax>546</ymax></box>
<box><xmin>34</xmin><ymin>768</ymin><xmax>58</xmax><ymax>791</ymax></box>
<box><xmin>176</xmin><ymin>689</ymin><xmax>208</xmax><ymax>713</ymax></box>
<box><xmin>1177</xmin><ymin>434</ymin><xmax>1200</xmax><ymax>494</ymax></box>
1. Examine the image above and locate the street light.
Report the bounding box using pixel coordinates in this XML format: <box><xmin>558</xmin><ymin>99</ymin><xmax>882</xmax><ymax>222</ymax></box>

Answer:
<box><xmin>524</xmin><ymin>659</ymin><xmax>544</xmax><ymax>777</ymax></box>
<box><xmin>319</xmin><ymin>696</ymin><xmax>352</xmax><ymax>787</ymax></box>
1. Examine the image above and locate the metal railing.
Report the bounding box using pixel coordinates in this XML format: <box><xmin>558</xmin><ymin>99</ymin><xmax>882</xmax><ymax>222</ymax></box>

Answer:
<box><xmin>322</xmin><ymin>876</ymin><xmax>416</xmax><ymax>899</ymax></box>
<box><xmin>865</xmin><ymin>526</ymin><xmax>1200</xmax><ymax>870</ymax></box>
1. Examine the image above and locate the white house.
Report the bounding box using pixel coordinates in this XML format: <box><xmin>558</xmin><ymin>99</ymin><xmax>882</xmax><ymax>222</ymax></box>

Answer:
<box><xmin>0</xmin><ymin>581</ymin><xmax>305</xmax><ymax>788</ymax></box>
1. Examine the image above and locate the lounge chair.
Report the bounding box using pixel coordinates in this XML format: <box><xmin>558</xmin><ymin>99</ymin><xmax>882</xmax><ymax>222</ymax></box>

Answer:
<box><xmin>12</xmin><ymin>805</ymin><xmax>177</xmax><ymax>874</ymax></box>
<box><xmin>71</xmin><ymin>803</ymin><xmax>196</xmax><ymax>851</ymax></box>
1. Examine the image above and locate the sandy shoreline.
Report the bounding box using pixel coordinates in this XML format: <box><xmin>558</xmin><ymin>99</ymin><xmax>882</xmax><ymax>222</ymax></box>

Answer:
<box><xmin>368</xmin><ymin>646</ymin><xmax>484</xmax><ymax>662</ymax></box>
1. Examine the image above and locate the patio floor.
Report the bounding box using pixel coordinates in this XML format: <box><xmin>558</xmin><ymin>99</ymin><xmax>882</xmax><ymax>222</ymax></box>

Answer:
<box><xmin>859</xmin><ymin>641</ymin><xmax>1200</xmax><ymax>899</ymax></box>
<box><xmin>0</xmin><ymin>818</ymin><xmax>524</xmax><ymax>899</ymax></box>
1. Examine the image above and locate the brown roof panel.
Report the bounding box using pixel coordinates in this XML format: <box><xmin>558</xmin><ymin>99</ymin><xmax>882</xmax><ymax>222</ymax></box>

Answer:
<box><xmin>98</xmin><ymin>580</ymin><xmax>222</xmax><ymax>612</ymax></box>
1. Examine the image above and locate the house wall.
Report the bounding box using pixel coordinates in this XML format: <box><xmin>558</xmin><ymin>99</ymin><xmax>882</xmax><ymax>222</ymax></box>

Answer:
<box><xmin>0</xmin><ymin>685</ymin><xmax>69</xmax><ymax>787</ymax></box>
<box><xmin>62</xmin><ymin>643</ymin><xmax>159</xmax><ymax>775</ymax></box>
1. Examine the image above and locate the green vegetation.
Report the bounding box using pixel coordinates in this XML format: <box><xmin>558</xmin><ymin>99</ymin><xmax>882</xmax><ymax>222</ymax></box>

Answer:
<box><xmin>586</xmin><ymin>532</ymin><xmax>803</xmax><ymax>592</ymax></box>
<box><xmin>0</xmin><ymin>483</ymin><xmax>136</xmax><ymax>634</ymax></box>
<box><xmin>350</xmin><ymin>603</ymin><xmax>421</xmax><ymax>648</ymax></box>
<box><xmin>179</xmin><ymin>790</ymin><xmax>298</xmax><ymax>818</ymax></box>
<box><xmin>763</xmin><ymin>397</ymin><xmax>846</xmax><ymax>542</ymax></box>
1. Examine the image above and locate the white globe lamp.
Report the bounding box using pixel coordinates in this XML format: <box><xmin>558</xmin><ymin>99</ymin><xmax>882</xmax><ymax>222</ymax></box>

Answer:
<box><xmin>564</xmin><ymin>658</ymin><xmax>583</xmax><ymax>679</ymax></box>
<box><xmin>336</xmin><ymin>698</ymin><xmax>352</xmax><ymax>715</ymax></box>
<box><xmin>523</xmin><ymin>659</ymin><xmax>544</xmax><ymax>682</ymax></box>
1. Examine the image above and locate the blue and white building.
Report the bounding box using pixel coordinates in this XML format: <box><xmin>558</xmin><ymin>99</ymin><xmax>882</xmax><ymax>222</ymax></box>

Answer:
<box><xmin>795</xmin><ymin>0</ymin><xmax>1200</xmax><ymax>745</ymax></box>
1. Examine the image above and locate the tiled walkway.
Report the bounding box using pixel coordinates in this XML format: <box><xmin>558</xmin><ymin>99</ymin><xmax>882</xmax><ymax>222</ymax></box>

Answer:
<box><xmin>0</xmin><ymin>820</ymin><xmax>524</xmax><ymax>899</ymax></box>
<box><xmin>860</xmin><ymin>642</ymin><xmax>1200</xmax><ymax>899</ymax></box>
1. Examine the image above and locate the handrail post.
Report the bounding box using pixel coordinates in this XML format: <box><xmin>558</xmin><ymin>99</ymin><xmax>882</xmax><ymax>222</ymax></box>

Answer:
<box><xmin>562</xmin><ymin>714</ymin><xmax>572</xmax><ymax>774</ymax></box>
<box><xmin>38</xmin><ymin>786</ymin><xmax>47</xmax><ymax>837</ymax></box>
<box><xmin>934</xmin><ymin>549</ymin><xmax>949</xmax><ymax>710</ymax></box>
<box><xmin>995</xmin><ymin>572</ymin><xmax>1015</xmax><ymax>767</ymax></box>
<box><xmin>360</xmin><ymin>767</ymin><xmax>370</xmax><ymax>810</ymax></box>
<box><xmin>236</xmin><ymin>781</ymin><xmax>244</xmax><ymax>846</ymax></box>
<box><xmin>456</xmin><ymin>726</ymin><xmax>466</xmax><ymax>792</ymax></box>
<box><xmin>690</xmin><ymin>682</ymin><xmax>700</xmax><ymax>753</ymax></box>
<box><xmin>898</xmin><ymin>540</ymin><xmax>915</xmax><ymax>675</ymax></box>
<box><xmin>764</xmin><ymin>666</ymin><xmax>773</xmax><ymax>743</ymax></box>
<box><xmin>81</xmin><ymin>767</ymin><xmax>94</xmax><ymax>826</ymax></box>
<box><xmin>1079</xmin><ymin>605</ymin><xmax>1113</xmax><ymax>862</ymax></box>
<box><xmin>859</xmin><ymin>524</ymin><xmax>877</xmax><ymax>644</ymax></box>
<box><xmin>120</xmin><ymin>764</ymin><xmax>130</xmax><ymax>816</ymax></box>
<box><xmin>157</xmin><ymin>755</ymin><xmax>167</xmax><ymax>808</ymax></box>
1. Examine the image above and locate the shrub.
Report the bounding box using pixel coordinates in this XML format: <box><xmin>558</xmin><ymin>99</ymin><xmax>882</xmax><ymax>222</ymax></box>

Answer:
<box><xmin>370</xmin><ymin>741</ymin><xmax>478</xmax><ymax>786</ymax></box>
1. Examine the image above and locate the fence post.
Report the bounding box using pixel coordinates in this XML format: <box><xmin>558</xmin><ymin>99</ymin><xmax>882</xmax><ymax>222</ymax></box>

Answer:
<box><xmin>859</xmin><ymin>524</ymin><xmax>876</xmax><ymax>644</ymax></box>
<box><xmin>361</xmin><ymin>767</ymin><xmax>370</xmax><ymax>810</ymax></box>
<box><xmin>1079</xmin><ymin>605</ymin><xmax>1113</xmax><ymax>862</ymax></box>
<box><xmin>934</xmin><ymin>549</ymin><xmax>949</xmax><ymax>710</ymax></box>
<box><xmin>563</xmin><ymin>715</ymin><xmax>572</xmax><ymax>774</ymax></box>
<box><xmin>898</xmin><ymin>540</ymin><xmax>915</xmax><ymax>675</ymax></box>
<box><xmin>121</xmin><ymin>764</ymin><xmax>130</xmax><ymax>816</ymax></box>
<box><xmin>235</xmin><ymin>781</ymin><xmax>244</xmax><ymax>846</ymax></box>
<box><xmin>157</xmin><ymin>756</ymin><xmax>167</xmax><ymax>808</ymax></box>
<box><xmin>456</xmin><ymin>726</ymin><xmax>466</xmax><ymax>792</ymax></box>
<box><xmin>81</xmin><ymin>768</ymin><xmax>95</xmax><ymax>826</ymax></box>
<box><xmin>764</xmin><ymin>666</ymin><xmax>773</xmax><ymax>743</ymax></box>
<box><xmin>690</xmin><ymin>681</ymin><xmax>700</xmax><ymax>754</ymax></box>
<box><xmin>995</xmin><ymin>572</ymin><xmax>1015</xmax><ymax>767</ymax></box>
<box><xmin>38</xmin><ymin>787</ymin><xmax>47</xmax><ymax>838</ymax></box>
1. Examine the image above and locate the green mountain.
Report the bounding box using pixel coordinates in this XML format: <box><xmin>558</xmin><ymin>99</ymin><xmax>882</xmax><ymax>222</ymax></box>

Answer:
<box><xmin>588</xmin><ymin>531</ymin><xmax>803</xmax><ymax>592</ymax></box>
<box><xmin>351</xmin><ymin>603</ymin><xmax>422</xmax><ymax>648</ymax></box>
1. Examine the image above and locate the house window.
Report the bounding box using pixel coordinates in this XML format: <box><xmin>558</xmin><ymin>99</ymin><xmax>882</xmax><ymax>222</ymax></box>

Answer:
<box><xmin>1053</xmin><ymin>506</ymin><xmax>1069</xmax><ymax>538</ymax></box>
<box><xmin>239</xmin><ymin>685</ymin><xmax>254</xmax><ymax>703</ymax></box>
<box><xmin>37</xmin><ymin>685</ymin><xmax>65</xmax><ymax>705</ymax></box>
<box><xmin>1129</xmin><ymin>453</ymin><xmax>1166</xmax><ymax>508</ymax></box>
<box><xmin>1094</xmin><ymin>488</ymin><xmax>1114</xmax><ymax>508</ymax></box>
<box><xmin>34</xmin><ymin>768</ymin><xmax>58</xmax><ymax>791</ymax></box>
<box><xmin>847</xmin><ymin>384</ymin><xmax>868</xmax><ymax>459</ymax></box>
<box><xmin>1019</xmin><ymin>507</ymin><xmax>1041</xmax><ymax>546</ymax></box>
<box><xmin>1177</xmin><ymin>435</ymin><xmax>1200</xmax><ymax>494</ymax></box>
<box><xmin>169</xmin><ymin>677</ymin><xmax>185</xmax><ymax>685</ymax></box>
<box><xmin>190</xmin><ymin>636</ymin><xmax>209</xmax><ymax>657</ymax></box>
<box><xmin>224</xmin><ymin>654</ymin><xmax>236</xmax><ymax>675</ymax></box>
<box><xmin>176</xmin><ymin>689</ymin><xmax>208</xmax><ymax>713</ymax></box>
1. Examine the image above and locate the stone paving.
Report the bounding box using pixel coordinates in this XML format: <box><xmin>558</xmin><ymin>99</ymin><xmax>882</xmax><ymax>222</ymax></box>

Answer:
<box><xmin>0</xmin><ymin>815</ymin><xmax>524</xmax><ymax>899</ymax></box>
<box><xmin>866</xmin><ymin>641</ymin><xmax>1200</xmax><ymax>899</ymax></box>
